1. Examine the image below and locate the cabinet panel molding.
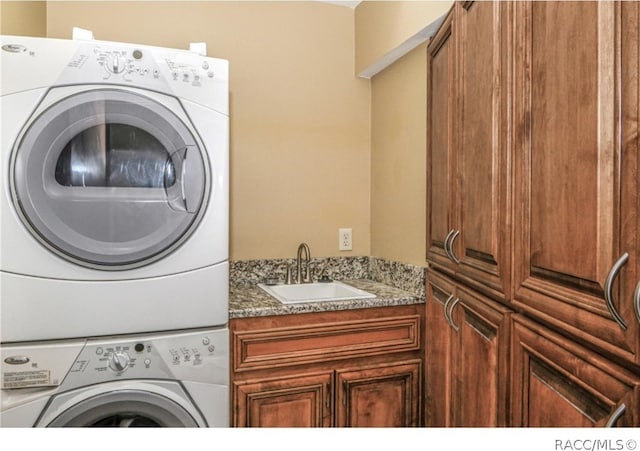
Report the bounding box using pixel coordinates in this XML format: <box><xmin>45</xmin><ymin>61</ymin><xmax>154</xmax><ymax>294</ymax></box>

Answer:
<box><xmin>512</xmin><ymin>0</ymin><xmax>640</xmax><ymax>365</ymax></box>
<box><xmin>511</xmin><ymin>315</ymin><xmax>640</xmax><ymax>427</ymax></box>
<box><xmin>233</xmin><ymin>315</ymin><xmax>420</xmax><ymax>372</ymax></box>
<box><xmin>233</xmin><ymin>372</ymin><xmax>332</xmax><ymax>427</ymax></box>
<box><xmin>336</xmin><ymin>360</ymin><xmax>422</xmax><ymax>427</ymax></box>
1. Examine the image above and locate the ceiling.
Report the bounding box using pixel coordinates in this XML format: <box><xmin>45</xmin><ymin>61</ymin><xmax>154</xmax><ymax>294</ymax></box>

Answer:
<box><xmin>319</xmin><ymin>1</ymin><xmax>362</xmax><ymax>8</ymax></box>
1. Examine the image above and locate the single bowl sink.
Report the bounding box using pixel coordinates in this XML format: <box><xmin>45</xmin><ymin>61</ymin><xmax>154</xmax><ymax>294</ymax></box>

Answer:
<box><xmin>257</xmin><ymin>281</ymin><xmax>376</xmax><ymax>304</ymax></box>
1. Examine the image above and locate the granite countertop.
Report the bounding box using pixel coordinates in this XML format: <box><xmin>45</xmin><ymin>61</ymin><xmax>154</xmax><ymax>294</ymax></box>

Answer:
<box><xmin>229</xmin><ymin>279</ymin><xmax>424</xmax><ymax>319</ymax></box>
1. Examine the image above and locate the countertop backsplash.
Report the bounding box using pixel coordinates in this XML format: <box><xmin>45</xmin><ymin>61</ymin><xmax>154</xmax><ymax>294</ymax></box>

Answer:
<box><xmin>230</xmin><ymin>256</ymin><xmax>425</xmax><ymax>297</ymax></box>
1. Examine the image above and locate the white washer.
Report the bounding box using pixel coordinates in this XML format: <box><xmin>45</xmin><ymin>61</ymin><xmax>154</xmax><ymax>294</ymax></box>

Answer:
<box><xmin>0</xmin><ymin>327</ymin><xmax>228</xmax><ymax>427</ymax></box>
<box><xmin>0</xmin><ymin>36</ymin><xmax>229</xmax><ymax>342</ymax></box>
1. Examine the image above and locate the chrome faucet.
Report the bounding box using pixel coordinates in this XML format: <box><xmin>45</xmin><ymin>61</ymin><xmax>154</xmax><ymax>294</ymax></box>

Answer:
<box><xmin>296</xmin><ymin>242</ymin><xmax>311</xmax><ymax>284</ymax></box>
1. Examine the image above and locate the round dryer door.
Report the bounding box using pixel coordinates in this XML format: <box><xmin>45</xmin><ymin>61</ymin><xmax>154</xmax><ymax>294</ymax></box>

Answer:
<box><xmin>10</xmin><ymin>88</ymin><xmax>210</xmax><ymax>269</ymax></box>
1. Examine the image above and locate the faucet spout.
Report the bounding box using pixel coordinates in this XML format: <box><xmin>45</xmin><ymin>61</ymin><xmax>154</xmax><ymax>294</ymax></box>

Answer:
<box><xmin>296</xmin><ymin>243</ymin><xmax>311</xmax><ymax>284</ymax></box>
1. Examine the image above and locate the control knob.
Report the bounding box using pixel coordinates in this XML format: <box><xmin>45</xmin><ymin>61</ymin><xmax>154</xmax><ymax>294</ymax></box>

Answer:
<box><xmin>109</xmin><ymin>351</ymin><xmax>131</xmax><ymax>372</ymax></box>
<box><xmin>107</xmin><ymin>53</ymin><xmax>126</xmax><ymax>74</ymax></box>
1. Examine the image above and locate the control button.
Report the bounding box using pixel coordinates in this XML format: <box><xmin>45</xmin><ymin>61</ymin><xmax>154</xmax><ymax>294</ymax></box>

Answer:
<box><xmin>202</xmin><ymin>61</ymin><xmax>209</xmax><ymax>70</ymax></box>
<box><xmin>134</xmin><ymin>343</ymin><xmax>145</xmax><ymax>353</ymax></box>
<box><xmin>207</xmin><ymin>71</ymin><xmax>214</xmax><ymax>78</ymax></box>
<box><xmin>144</xmin><ymin>359</ymin><xmax>151</xmax><ymax>368</ymax></box>
<box><xmin>133</xmin><ymin>49</ymin><xmax>143</xmax><ymax>60</ymax></box>
<box><xmin>109</xmin><ymin>351</ymin><xmax>131</xmax><ymax>372</ymax></box>
<box><xmin>183</xmin><ymin>73</ymin><xmax>190</xmax><ymax>82</ymax></box>
<box><xmin>208</xmin><ymin>345</ymin><xmax>215</xmax><ymax>353</ymax></box>
<box><xmin>202</xmin><ymin>337</ymin><xmax>210</xmax><ymax>346</ymax></box>
<box><xmin>172</xmin><ymin>72</ymin><xmax>178</xmax><ymax>80</ymax></box>
<box><xmin>153</xmin><ymin>70</ymin><xmax>160</xmax><ymax>78</ymax></box>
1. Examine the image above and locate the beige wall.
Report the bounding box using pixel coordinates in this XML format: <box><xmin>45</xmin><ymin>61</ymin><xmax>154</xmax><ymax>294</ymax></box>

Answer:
<box><xmin>0</xmin><ymin>1</ymin><xmax>46</xmax><ymax>36</ymax></box>
<box><xmin>355</xmin><ymin>0</ymin><xmax>451</xmax><ymax>75</ymax></box>
<box><xmin>364</xmin><ymin>1</ymin><xmax>450</xmax><ymax>266</ymax></box>
<box><xmin>45</xmin><ymin>1</ymin><xmax>371</xmax><ymax>260</ymax></box>
<box><xmin>370</xmin><ymin>43</ymin><xmax>427</xmax><ymax>266</ymax></box>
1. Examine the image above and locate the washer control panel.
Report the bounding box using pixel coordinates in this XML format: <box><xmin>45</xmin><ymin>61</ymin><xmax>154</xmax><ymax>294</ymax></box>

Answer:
<box><xmin>1</xmin><ymin>328</ymin><xmax>228</xmax><ymax>391</ymax></box>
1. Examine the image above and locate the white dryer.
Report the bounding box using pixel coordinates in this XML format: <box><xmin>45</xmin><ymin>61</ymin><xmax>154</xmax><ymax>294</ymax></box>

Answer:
<box><xmin>0</xmin><ymin>36</ymin><xmax>229</xmax><ymax>342</ymax></box>
<box><xmin>0</xmin><ymin>327</ymin><xmax>228</xmax><ymax>427</ymax></box>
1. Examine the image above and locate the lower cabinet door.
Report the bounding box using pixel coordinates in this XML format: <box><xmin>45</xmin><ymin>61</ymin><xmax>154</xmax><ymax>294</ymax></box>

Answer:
<box><xmin>511</xmin><ymin>316</ymin><xmax>640</xmax><ymax>427</ymax></box>
<box><xmin>425</xmin><ymin>271</ymin><xmax>456</xmax><ymax>426</ymax></box>
<box><xmin>233</xmin><ymin>371</ymin><xmax>333</xmax><ymax>427</ymax></box>
<box><xmin>335</xmin><ymin>360</ymin><xmax>422</xmax><ymax>427</ymax></box>
<box><xmin>452</xmin><ymin>285</ymin><xmax>511</xmax><ymax>427</ymax></box>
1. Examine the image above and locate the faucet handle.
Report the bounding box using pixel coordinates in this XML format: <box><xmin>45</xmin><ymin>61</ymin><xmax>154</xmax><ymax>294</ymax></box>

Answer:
<box><xmin>285</xmin><ymin>264</ymin><xmax>293</xmax><ymax>285</ymax></box>
<box><xmin>303</xmin><ymin>263</ymin><xmax>312</xmax><ymax>283</ymax></box>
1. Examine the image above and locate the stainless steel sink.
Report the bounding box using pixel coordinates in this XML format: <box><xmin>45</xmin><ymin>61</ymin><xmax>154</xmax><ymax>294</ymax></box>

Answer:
<box><xmin>257</xmin><ymin>281</ymin><xmax>376</xmax><ymax>304</ymax></box>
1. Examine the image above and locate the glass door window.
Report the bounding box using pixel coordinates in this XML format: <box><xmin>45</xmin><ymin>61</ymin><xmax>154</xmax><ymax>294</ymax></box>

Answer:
<box><xmin>10</xmin><ymin>88</ymin><xmax>210</xmax><ymax>269</ymax></box>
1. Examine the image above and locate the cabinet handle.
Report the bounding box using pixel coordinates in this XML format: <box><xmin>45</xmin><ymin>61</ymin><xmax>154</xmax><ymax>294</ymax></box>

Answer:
<box><xmin>448</xmin><ymin>230</ymin><xmax>461</xmax><ymax>263</ymax></box>
<box><xmin>604</xmin><ymin>253</ymin><xmax>628</xmax><ymax>331</ymax></box>
<box><xmin>605</xmin><ymin>404</ymin><xmax>626</xmax><ymax>427</ymax></box>
<box><xmin>442</xmin><ymin>294</ymin><xmax>455</xmax><ymax>327</ymax></box>
<box><xmin>447</xmin><ymin>298</ymin><xmax>461</xmax><ymax>331</ymax></box>
<box><xmin>443</xmin><ymin>230</ymin><xmax>455</xmax><ymax>261</ymax></box>
<box><xmin>633</xmin><ymin>280</ymin><xmax>640</xmax><ymax>327</ymax></box>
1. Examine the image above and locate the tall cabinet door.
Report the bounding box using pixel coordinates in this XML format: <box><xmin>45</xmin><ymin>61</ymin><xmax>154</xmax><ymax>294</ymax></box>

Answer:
<box><xmin>454</xmin><ymin>1</ymin><xmax>511</xmax><ymax>300</ymax></box>
<box><xmin>427</xmin><ymin>11</ymin><xmax>456</xmax><ymax>273</ymax></box>
<box><xmin>427</xmin><ymin>1</ymin><xmax>511</xmax><ymax>300</ymax></box>
<box><xmin>512</xmin><ymin>1</ymin><xmax>640</xmax><ymax>364</ymax></box>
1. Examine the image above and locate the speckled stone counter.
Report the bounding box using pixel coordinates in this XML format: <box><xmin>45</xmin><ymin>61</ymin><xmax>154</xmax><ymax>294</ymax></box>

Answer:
<box><xmin>229</xmin><ymin>279</ymin><xmax>424</xmax><ymax>319</ymax></box>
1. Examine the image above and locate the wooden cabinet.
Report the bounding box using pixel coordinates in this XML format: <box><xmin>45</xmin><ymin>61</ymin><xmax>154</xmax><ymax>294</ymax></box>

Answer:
<box><xmin>427</xmin><ymin>9</ymin><xmax>455</xmax><ymax>276</ymax></box>
<box><xmin>231</xmin><ymin>305</ymin><xmax>423</xmax><ymax>427</ymax></box>
<box><xmin>427</xmin><ymin>1</ymin><xmax>511</xmax><ymax>301</ymax></box>
<box><xmin>336</xmin><ymin>361</ymin><xmax>421</xmax><ymax>427</ymax></box>
<box><xmin>511</xmin><ymin>0</ymin><xmax>640</xmax><ymax>366</ymax></box>
<box><xmin>425</xmin><ymin>271</ymin><xmax>511</xmax><ymax>427</ymax></box>
<box><xmin>511</xmin><ymin>315</ymin><xmax>640</xmax><ymax>427</ymax></box>
<box><xmin>234</xmin><ymin>371</ymin><xmax>332</xmax><ymax>427</ymax></box>
<box><xmin>426</xmin><ymin>0</ymin><xmax>640</xmax><ymax>427</ymax></box>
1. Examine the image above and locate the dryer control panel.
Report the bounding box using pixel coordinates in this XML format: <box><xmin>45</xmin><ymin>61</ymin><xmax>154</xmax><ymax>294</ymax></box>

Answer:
<box><xmin>60</xmin><ymin>41</ymin><xmax>229</xmax><ymax>114</ymax></box>
<box><xmin>0</xmin><ymin>35</ymin><xmax>229</xmax><ymax>115</ymax></box>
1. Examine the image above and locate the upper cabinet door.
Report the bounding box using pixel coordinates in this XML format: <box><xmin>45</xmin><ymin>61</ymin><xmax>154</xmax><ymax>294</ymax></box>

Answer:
<box><xmin>427</xmin><ymin>11</ymin><xmax>456</xmax><ymax>273</ymax></box>
<box><xmin>427</xmin><ymin>1</ymin><xmax>510</xmax><ymax>301</ymax></box>
<box><xmin>454</xmin><ymin>1</ymin><xmax>510</xmax><ymax>300</ymax></box>
<box><xmin>512</xmin><ymin>1</ymin><xmax>640</xmax><ymax>364</ymax></box>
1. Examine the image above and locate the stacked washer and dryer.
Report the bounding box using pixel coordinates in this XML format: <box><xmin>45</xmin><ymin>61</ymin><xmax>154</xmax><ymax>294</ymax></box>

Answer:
<box><xmin>0</xmin><ymin>35</ymin><xmax>229</xmax><ymax>427</ymax></box>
